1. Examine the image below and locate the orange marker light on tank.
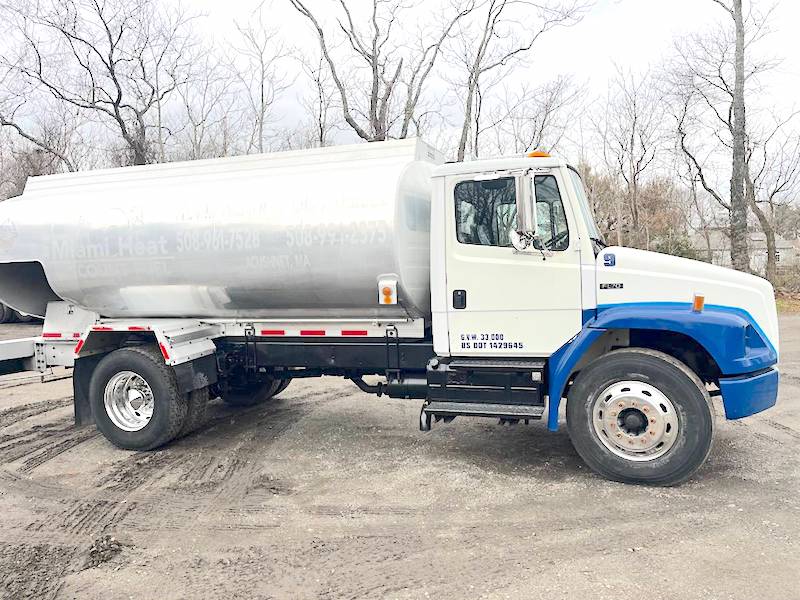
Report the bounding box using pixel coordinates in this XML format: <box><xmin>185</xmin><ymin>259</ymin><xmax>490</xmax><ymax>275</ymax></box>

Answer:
<box><xmin>378</xmin><ymin>279</ymin><xmax>397</xmax><ymax>305</ymax></box>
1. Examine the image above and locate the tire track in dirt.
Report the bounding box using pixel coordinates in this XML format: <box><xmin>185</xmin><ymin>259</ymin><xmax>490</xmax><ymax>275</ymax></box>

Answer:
<box><xmin>0</xmin><ymin>542</ymin><xmax>77</xmax><ymax>600</ymax></box>
<box><xmin>3</xmin><ymin>387</ymin><xmax>330</xmax><ymax>555</ymax></box>
<box><xmin>204</xmin><ymin>402</ymin><xmax>307</xmax><ymax>502</ymax></box>
<box><xmin>142</xmin><ymin>399</ymin><xmax>313</xmax><ymax>538</ymax></box>
<box><xmin>0</xmin><ymin>396</ymin><xmax>72</xmax><ymax>427</ymax></box>
<box><xmin>730</xmin><ymin>418</ymin><xmax>800</xmax><ymax>447</ymax></box>
<box><xmin>0</xmin><ymin>467</ymin><xmax>68</xmax><ymax>500</ymax></box>
<box><xmin>307</xmin><ymin>505</ymin><xmax>417</xmax><ymax>518</ymax></box>
<box><xmin>762</xmin><ymin>419</ymin><xmax>800</xmax><ymax>441</ymax></box>
<box><xmin>0</xmin><ymin>393</ymin><xmax>101</xmax><ymax>481</ymax></box>
<box><xmin>96</xmin><ymin>449</ymin><xmax>189</xmax><ymax>493</ymax></box>
<box><xmin>26</xmin><ymin>499</ymin><xmax>140</xmax><ymax>536</ymax></box>
<box><xmin>0</xmin><ymin>421</ymin><xmax>71</xmax><ymax>454</ymax></box>
<box><xmin>19</xmin><ymin>426</ymin><xmax>100</xmax><ymax>473</ymax></box>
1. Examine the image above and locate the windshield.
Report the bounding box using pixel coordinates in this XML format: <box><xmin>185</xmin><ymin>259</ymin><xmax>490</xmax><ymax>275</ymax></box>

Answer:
<box><xmin>567</xmin><ymin>167</ymin><xmax>602</xmax><ymax>244</ymax></box>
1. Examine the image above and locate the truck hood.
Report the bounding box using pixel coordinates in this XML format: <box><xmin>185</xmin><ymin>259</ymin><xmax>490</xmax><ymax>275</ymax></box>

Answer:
<box><xmin>595</xmin><ymin>247</ymin><xmax>779</xmax><ymax>354</ymax></box>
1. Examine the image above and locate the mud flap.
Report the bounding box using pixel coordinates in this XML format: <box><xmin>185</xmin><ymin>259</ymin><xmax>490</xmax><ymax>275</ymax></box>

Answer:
<box><xmin>73</xmin><ymin>355</ymin><xmax>101</xmax><ymax>426</ymax></box>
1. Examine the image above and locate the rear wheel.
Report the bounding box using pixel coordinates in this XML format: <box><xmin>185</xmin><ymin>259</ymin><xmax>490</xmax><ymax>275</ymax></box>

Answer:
<box><xmin>220</xmin><ymin>379</ymin><xmax>282</xmax><ymax>407</ymax></box>
<box><xmin>0</xmin><ymin>304</ymin><xmax>9</xmax><ymax>324</ymax></box>
<box><xmin>566</xmin><ymin>348</ymin><xmax>714</xmax><ymax>486</ymax></box>
<box><xmin>89</xmin><ymin>346</ymin><xmax>188</xmax><ymax>451</ymax></box>
<box><xmin>273</xmin><ymin>379</ymin><xmax>291</xmax><ymax>397</ymax></box>
<box><xmin>178</xmin><ymin>387</ymin><xmax>210</xmax><ymax>438</ymax></box>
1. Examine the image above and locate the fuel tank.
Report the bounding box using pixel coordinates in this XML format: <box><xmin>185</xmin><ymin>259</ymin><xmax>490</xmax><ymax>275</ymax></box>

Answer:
<box><xmin>0</xmin><ymin>139</ymin><xmax>442</xmax><ymax>319</ymax></box>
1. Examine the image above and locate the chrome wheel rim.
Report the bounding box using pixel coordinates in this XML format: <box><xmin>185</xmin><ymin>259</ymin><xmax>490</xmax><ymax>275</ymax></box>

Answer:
<box><xmin>591</xmin><ymin>380</ymin><xmax>679</xmax><ymax>462</ymax></box>
<box><xmin>103</xmin><ymin>371</ymin><xmax>155</xmax><ymax>432</ymax></box>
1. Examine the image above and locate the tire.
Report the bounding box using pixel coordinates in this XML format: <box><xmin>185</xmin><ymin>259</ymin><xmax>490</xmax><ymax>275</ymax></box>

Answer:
<box><xmin>220</xmin><ymin>379</ymin><xmax>281</xmax><ymax>407</ymax></box>
<box><xmin>177</xmin><ymin>387</ymin><xmax>210</xmax><ymax>438</ymax></box>
<box><xmin>566</xmin><ymin>348</ymin><xmax>714</xmax><ymax>486</ymax></box>
<box><xmin>273</xmin><ymin>379</ymin><xmax>291</xmax><ymax>397</ymax></box>
<box><xmin>89</xmin><ymin>345</ymin><xmax>188</xmax><ymax>451</ymax></box>
<box><xmin>14</xmin><ymin>311</ymin><xmax>33</xmax><ymax>323</ymax></box>
<box><xmin>0</xmin><ymin>304</ymin><xmax>9</xmax><ymax>324</ymax></box>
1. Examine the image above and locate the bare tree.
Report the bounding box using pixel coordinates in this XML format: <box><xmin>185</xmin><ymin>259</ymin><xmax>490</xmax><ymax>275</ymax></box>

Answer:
<box><xmin>231</xmin><ymin>2</ymin><xmax>291</xmax><ymax>155</ymax></box>
<box><xmin>298</xmin><ymin>52</ymin><xmax>339</xmax><ymax>148</ymax></box>
<box><xmin>287</xmin><ymin>0</ymin><xmax>476</xmax><ymax>142</ymax></box>
<box><xmin>746</xmin><ymin>126</ymin><xmax>800</xmax><ymax>281</ymax></box>
<box><xmin>175</xmin><ymin>55</ymin><xmax>241</xmax><ymax>160</ymax></box>
<box><xmin>448</xmin><ymin>0</ymin><xmax>588</xmax><ymax>161</ymax></box>
<box><xmin>669</xmin><ymin>0</ymin><xmax>777</xmax><ymax>272</ymax></box>
<box><xmin>594</xmin><ymin>66</ymin><xmax>665</xmax><ymax>247</ymax></box>
<box><xmin>716</xmin><ymin>0</ymin><xmax>749</xmax><ymax>271</ymax></box>
<box><xmin>477</xmin><ymin>76</ymin><xmax>582</xmax><ymax>158</ymax></box>
<box><xmin>0</xmin><ymin>67</ymin><xmax>79</xmax><ymax>172</ymax></box>
<box><xmin>676</xmin><ymin>152</ymin><xmax>721</xmax><ymax>263</ymax></box>
<box><xmin>0</xmin><ymin>0</ymin><xmax>197</xmax><ymax>166</ymax></box>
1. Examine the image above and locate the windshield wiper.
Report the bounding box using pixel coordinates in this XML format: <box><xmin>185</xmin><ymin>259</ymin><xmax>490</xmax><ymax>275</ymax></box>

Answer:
<box><xmin>590</xmin><ymin>236</ymin><xmax>608</xmax><ymax>250</ymax></box>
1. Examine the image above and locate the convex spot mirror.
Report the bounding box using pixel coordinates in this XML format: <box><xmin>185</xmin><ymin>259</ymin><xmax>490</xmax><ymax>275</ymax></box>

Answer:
<box><xmin>509</xmin><ymin>229</ymin><xmax>534</xmax><ymax>251</ymax></box>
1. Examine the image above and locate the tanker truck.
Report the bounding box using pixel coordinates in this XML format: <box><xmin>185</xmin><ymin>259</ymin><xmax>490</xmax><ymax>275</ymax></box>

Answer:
<box><xmin>0</xmin><ymin>139</ymin><xmax>779</xmax><ymax>485</ymax></box>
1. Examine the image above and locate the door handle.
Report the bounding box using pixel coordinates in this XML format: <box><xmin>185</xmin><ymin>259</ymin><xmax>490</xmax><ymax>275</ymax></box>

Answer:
<box><xmin>453</xmin><ymin>290</ymin><xmax>467</xmax><ymax>309</ymax></box>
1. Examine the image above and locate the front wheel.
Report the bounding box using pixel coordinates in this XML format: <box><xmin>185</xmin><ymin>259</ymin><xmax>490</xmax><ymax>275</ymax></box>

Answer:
<box><xmin>566</xmin><ymin>348</ymin><xmax>714</xmax><ymax>486</ymax></box>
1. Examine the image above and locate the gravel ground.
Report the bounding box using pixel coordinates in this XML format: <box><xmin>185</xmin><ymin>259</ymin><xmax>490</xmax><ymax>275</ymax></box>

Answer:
<box><xmin>0</xmin><ymin>318</ymin><xmax>798</xmax><ymax>599</ymax></box>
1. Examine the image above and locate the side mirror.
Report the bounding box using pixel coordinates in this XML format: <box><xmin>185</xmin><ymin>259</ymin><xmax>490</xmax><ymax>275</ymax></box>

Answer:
<box><xmin>509</xmin><ymin>173</ymin><xmax>537</xmax><ymax>252</ymax></box>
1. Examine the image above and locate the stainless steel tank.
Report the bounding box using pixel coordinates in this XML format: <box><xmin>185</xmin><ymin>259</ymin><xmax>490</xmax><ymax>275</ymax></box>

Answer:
<box><xmin>0</xmin><ymin>139</ymin><xmax>442</xmax><ymax>319</ymax></box>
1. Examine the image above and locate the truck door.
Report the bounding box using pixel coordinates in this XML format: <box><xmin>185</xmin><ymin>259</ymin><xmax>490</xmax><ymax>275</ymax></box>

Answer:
<box><xmin>445</xmin><ymin>170</ymin><xmax>583</xmax><ymax>356</ymax></box>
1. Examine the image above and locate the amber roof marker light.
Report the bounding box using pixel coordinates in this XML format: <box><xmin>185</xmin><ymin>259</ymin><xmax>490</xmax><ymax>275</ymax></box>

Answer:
<box><xmin>527</xmin><ymin>150</ymin><xmax>551</xmax><ymax>158</ymax></box>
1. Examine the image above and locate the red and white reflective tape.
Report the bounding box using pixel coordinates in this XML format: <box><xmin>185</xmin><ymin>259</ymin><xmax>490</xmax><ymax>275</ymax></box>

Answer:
<box><xmin>299</xmin><ymin>330</ymin><xmax>326</xmax><ymax>336</ymax></box>
<box><xmin>257</xmin><ymin>328</ymin><xmax>373</xmax><ymax>337</ymax></box>
<box><xmin>341</xmin><ymin>330</ymin><xmax>368</xmax><ymax>336</ymax></box>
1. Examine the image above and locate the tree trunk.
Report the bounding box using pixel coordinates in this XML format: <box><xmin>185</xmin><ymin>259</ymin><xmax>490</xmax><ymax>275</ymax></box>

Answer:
<box><xmin>746</xmin><ymin>169</ymin><xmax>777</xmax><ymax>282</ymax></box>
<box><xmin>457</xmin><ymin>79</ymin><xmax>476</xmax><ymax>161</ymax></box>
<box><xmin>703</xmin><ymin>228</ymin><xmax>713</xmax><ymax>263</ymax></box>
<box><xmin>729</xmin><ymin>0</ymin><xmax>749</xmax><ymax>271</ymax></box>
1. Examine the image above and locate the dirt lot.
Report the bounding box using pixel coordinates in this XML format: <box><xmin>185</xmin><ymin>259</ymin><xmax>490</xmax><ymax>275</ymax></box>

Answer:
<box><xmin>0</xmin><ymin>319</ymin><xmax>798</xmax><ymax>600</ymax></box>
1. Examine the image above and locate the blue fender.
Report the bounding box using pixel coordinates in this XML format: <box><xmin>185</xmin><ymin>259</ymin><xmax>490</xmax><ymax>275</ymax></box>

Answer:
<box><xmin>546</xmin><ymin>302</ymin><xmax>778</xmax><ymax>431</ymax></box>
<box><xmin>546</xmin><ymin>327</ymin><xmax>606</xmax><ymax>430</ymax></box>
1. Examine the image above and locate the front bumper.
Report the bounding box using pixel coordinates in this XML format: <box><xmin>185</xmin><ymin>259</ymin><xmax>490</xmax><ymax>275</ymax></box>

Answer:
<box><xmin>719</xmin><ymin>367</ymin><xmax>779</xmax><ymax>419</ymax></box>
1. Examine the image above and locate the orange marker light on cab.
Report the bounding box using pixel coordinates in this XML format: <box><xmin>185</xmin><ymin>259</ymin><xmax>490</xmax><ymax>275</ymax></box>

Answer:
<box><xmin>692</xmin><ymin>294</ymin><xmax>705</xmax><ymax>313</ymax></box>
<box><xmin>527</xmin><ymin>150</ymin><xmax>550</xmax><ymax>158</ymax></box>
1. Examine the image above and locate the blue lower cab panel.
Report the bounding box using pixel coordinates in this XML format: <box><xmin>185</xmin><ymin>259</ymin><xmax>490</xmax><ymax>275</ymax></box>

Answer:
<box><xmin>719</xmin><ymin>367</ymin><xmax>779</xmax><ymax>419</ymax></box>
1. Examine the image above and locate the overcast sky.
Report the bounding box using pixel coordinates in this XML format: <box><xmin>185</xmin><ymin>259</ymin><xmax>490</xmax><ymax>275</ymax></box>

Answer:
<box><xmin>189</xmin><ymin>0</ymin><xmax>800</xmax><ymax>109</ymax></box>
<box><xmin>173</xmin><ymin>0</ymin><xmax>800</xmax><ymax>162</ymax></box>
<box><xmin>1</xmin><ymin>0</ymin><xmax>795</xmax><ymax>164</ymax></box>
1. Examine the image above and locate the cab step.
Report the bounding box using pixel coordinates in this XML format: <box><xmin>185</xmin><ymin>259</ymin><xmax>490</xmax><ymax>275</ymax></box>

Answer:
<box><xmin>447</xmin><ymin>359</ymin><xmax>546</xmax><ymax>373</ymax></box>
<box><xmin>419</xmin><ymin>401</ymin><xmax>545</xmax><ymax>431</ymax></box>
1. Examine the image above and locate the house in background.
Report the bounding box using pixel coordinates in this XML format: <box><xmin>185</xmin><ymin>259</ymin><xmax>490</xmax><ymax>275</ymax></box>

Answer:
<box><xmin>690</xmin><ymin>229</ymin><xmax>800</xmax><ymax>273</ymax></box>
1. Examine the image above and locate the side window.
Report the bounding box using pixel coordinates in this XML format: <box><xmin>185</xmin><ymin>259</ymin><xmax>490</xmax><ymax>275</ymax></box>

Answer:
<box><xmin>454</xmin><ymin>177</ymin><xmax>517</xmax><ymax>247</ymax></box>
<box><xmin>534</xmin><ymin>175</ymin><xmax>569</xmax><ymax>251</ymax></box>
